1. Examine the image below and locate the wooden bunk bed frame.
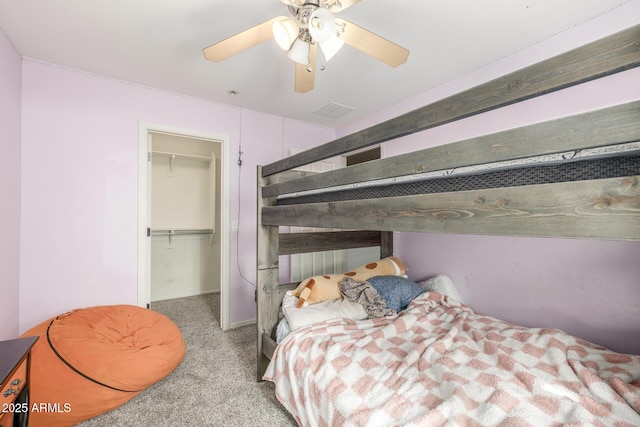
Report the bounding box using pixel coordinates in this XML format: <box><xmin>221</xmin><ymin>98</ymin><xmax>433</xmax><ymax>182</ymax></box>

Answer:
<box><xmin>256</xmin><ymin>24</ymin><xmax>640</xmax><ymax>380</ymax></box>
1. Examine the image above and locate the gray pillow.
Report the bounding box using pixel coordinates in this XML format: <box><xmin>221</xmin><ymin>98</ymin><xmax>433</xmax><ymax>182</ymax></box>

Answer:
<box><xmin>367</xmin><ymin>275</ymin><xmax>425</xmax><ymax>312</ymax></box>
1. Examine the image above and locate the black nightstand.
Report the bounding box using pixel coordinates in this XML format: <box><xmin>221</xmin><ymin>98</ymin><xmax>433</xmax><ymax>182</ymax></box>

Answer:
<box><xmin>0</xmin><ymin>337</ymin><xmax>38</xmax><ymax>427</ymax></box>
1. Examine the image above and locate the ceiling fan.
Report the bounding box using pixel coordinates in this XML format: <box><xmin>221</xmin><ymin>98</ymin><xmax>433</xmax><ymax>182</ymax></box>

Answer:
<box><xmin>202</xmin><ymin>0</ymin><xmax>410</xmax><ymax>93</ymax></box>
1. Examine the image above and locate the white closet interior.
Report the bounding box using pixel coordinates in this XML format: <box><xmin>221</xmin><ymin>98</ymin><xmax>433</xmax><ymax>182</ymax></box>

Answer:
<box><xmin>149</xmin><ymin>133</ymin><xmax>221</xmax><ymax>302</ymax></box>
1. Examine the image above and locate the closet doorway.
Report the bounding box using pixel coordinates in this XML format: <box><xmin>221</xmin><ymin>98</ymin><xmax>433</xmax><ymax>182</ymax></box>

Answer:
<box><xmin>137</xmin><ymin>123</ymin><xmax>230</xmax><ymax>330</ymax></box>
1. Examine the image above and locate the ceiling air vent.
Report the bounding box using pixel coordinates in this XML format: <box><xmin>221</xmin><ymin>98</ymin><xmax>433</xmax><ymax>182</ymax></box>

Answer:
<box><xmin>313</xmin><ymin>102</ymin><xmax>355</xmax><ymax>119</ymax></box>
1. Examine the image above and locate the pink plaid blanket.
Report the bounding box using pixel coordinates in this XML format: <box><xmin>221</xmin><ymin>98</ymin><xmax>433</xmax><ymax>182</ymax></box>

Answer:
<box><xmin>264</xmin><ymin>292</ymin><xmax>640</xmax><ymax>426</ymax></box>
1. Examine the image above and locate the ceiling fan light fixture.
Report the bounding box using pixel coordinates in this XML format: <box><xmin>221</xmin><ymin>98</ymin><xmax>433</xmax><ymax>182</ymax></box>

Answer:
<box><xmin>320</xmin><ymin>35</ymin><xmax>344</xmax><ymax>61</ymax></box>
<box><xmin>308</xmin><ymin>8</ymin><xmax>336</xmax><ymax>42</ymax></box>
<box><xmin>272</xmin><ymin>18</ymin><xmax>299</xmax><ymax>50</ymax></box>
<box><xmin>287</xmin><ymin>38</ymin><xmax>310</xmax><ymax>65</ymax></box>
<box><xmin>203</xmin><ymin>1</ymin><xmax>410</xmax><ymax>93</ymax></box>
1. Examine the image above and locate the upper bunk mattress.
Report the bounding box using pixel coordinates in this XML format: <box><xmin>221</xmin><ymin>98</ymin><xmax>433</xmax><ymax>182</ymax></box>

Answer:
<box><xmin>277</xmin><ymin>143</ymin><xmax>640</xmax><ymax>206</ymax></box>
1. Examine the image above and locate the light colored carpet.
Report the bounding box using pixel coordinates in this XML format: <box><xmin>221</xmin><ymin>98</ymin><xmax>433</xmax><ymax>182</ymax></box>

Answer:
<box><xmin>78</xmin><ymin>293</ymin><xmax>297</xmax><ymax>427</ymax></box>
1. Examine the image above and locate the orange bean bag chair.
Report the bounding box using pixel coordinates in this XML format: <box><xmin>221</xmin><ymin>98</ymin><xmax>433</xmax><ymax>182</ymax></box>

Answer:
<box><xmin>21</xmin><ymin>305</ymin><xmax>186</xmax><ymax>426</ymax></box>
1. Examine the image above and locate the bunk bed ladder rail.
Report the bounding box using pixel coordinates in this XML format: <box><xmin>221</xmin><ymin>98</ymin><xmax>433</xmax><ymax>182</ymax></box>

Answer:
<box><xmin>256</xmin><ymin>167</ymin><xmax>394</xmax><ymax>380</ymax></box>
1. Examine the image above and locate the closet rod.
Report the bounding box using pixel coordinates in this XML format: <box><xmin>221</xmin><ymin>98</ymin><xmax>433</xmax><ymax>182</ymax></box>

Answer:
<box><xmin>150</xmin><ymin>229</ymin><xmax>214</xmax><ymax>236</ymax></box>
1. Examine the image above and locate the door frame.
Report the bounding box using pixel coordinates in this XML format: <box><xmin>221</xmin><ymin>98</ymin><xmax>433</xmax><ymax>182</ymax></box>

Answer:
<box><xmin>137</xmin><ymin>122</ymin><xmax>231</xmax><ymax>330</ymax></box>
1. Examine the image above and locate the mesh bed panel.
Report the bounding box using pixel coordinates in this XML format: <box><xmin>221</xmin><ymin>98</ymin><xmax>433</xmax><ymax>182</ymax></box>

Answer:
<box><xmin>277</xmin><ymin>155</ymin><xmax>640</xmax><ymax>206</ymax></box>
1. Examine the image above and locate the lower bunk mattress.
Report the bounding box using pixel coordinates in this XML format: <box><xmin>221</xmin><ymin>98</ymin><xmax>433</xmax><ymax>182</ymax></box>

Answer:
<box><xmin>264</xmin><ymin>292</ymin><xmax>640</xmax><ymax>426</ymax></box>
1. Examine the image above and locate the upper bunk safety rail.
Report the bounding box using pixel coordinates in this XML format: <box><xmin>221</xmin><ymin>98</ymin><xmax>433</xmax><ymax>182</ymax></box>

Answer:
<box><xmin>261</xmin><ymin>24</ymin><xmax>640</xmax><ymax>179</ymax></box>
<box><xmin>263</xmin><ymin>102</ymin><xmax>640</xmax><ymax>199</ymax></box>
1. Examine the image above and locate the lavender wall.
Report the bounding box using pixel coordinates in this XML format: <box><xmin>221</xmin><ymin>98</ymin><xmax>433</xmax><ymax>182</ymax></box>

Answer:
<box><xmin>9</xmin><ymin>3</ymin><xmax>639</xmax><ymax>353</ymax></box>
<box><xmin>337</xmin><ymin>3</ymin><xmax>640</xmax><ymax>354</ymax></box>
<box><xmin>229</xmin><ymin>110</ymin><xmax>335</xmax><ymax>323</ymax></box>
<box><xmin>0</xmin><ymin>30</ymin><xmax>22</xmax><ymax>340</ymax></box>
<box><xmin>19</xmin><ymin>60</ymin><xmax>333</xmax><ymax>332</ymax></box>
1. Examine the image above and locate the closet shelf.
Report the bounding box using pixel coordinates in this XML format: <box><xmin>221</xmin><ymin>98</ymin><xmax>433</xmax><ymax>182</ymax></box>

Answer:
<box><xmin>151</xmin><ymin>151</ymin><xmax>213</xmax><ymax>162</ymax></box>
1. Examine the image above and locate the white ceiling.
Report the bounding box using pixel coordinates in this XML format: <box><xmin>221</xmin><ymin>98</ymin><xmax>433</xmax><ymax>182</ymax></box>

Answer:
<box><xmin>0</xmin><ymin>0</ymin><xmax>631</xmax><ymax>128</ymax></box>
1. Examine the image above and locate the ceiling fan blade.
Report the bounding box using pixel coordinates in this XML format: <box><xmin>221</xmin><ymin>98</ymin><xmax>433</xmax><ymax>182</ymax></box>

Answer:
<box><xmin>325</xmin><ymin>0</ymin><xmax>363</xmax><ymax>13</ymax></box>
<box><xmin>294</xmin><ymin>44</ymin><xmax>317</xmax><ymax>93</ymax></box>
<box><xmin>335</xmin><ymin>18</ymin><xmax>409</xmax><ymax>67</ymax></box>
<box><xmin>203</xmin><ymin>16</ymin><xmax>288</xmax><ymax>62</ymax></box>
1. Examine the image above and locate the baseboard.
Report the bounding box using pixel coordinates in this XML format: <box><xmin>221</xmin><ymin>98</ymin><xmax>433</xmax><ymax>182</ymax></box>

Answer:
<box><xmin>230</xmin><ymin>318</ymin><xmax>256</xmax><ymax>329</ymax></box>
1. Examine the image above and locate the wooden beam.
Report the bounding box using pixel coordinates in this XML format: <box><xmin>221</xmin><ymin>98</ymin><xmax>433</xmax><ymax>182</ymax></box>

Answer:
<box><xmin>262</xmin><ymin>176</ymin><xmax>640</xmax><ymax>241</ymax></box>
<box><xmin>261</xmin><ymin>333</ymin><xmax>277</xmax><ymax>360</ymax></box>
<box><xmin>262</xmin><ymin>24</ymin><xmax>640</xmax><ymax>177</ymax></box>
<box><xmin>263</xmin><ymin>101</ymin><xmax>640</xmax><ymax>197</ymax></box>
<box><xmin>380</xmin><ymin>231</ymin><xmax>393</xmax><ymax>259</ymax></box>
<box><xmin>256</xmin><ymin>166</ymin><xmax>280</xmax><ymax>381</ymax></box>
<box><xmin>278</xmin><ymin>231</ymin><xmax>383</xmax><ymax>255</ymax></box>
<box><xmin>263</xmin><ymin>169</ymin><xmax>314</xmax><ymax>186</ymax></box>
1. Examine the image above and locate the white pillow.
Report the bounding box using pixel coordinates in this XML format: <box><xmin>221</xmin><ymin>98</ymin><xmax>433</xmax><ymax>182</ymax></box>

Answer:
<box><xmin>282</xmin><ymin>294</ymin><xmax>368</xmax><ymax>331</ymax></box>
<box><xmin>417</xmin><ymin>274</ymin><xmax>464</xmax><ymax>304</ymax></box>
<box><xmin>275</xmin><ymin>317</ymin><xmax>292</xmax><ymax>344</ymax></box>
